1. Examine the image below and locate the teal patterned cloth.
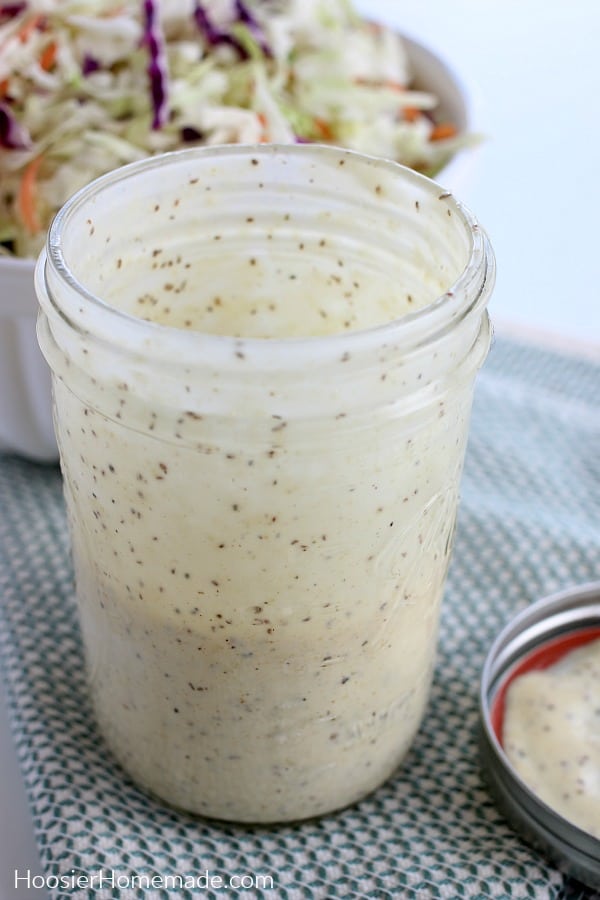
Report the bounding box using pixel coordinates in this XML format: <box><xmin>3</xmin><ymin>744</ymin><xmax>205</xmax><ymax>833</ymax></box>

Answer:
<box><xmin>0</xmin><ymin>335</ymin><xmax>599</xmax><ymax>899</ymax></box>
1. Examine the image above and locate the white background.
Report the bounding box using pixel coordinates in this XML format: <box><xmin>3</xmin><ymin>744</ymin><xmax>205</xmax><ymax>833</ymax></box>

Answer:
<box><xmin>1</xmin><ymin>1</ymin><xmax>599</xmax><ymax>898</ymax></box>
<box><xmin>371</xmin><ymin>0</ymin><xmax>600</xmax><ymax>355</ymax></box>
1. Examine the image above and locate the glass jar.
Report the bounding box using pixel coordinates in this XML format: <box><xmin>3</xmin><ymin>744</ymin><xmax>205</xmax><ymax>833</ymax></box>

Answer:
<box><xmin>36</xmin><ymin>144</ymin><xmax>494</xmax><ymax>823</ymax></box>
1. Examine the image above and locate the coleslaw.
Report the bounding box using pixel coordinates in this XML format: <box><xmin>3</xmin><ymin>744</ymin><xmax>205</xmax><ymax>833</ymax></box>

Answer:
<box><xmin>0</xmin><ymin>0</ymin><xmax>473</xmax><ymax>258</ymax></box>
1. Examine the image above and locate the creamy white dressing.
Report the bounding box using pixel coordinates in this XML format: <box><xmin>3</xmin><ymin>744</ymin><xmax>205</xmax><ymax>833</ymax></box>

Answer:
<box><xmin>503</xmin><ymin>637</ymin><xmax>600</xmax><ymax>837</ymax></box>
<box><xmin>37</xmin><ymin>146</ymin><xmax>492</xmax><ymax>822</ymax></box>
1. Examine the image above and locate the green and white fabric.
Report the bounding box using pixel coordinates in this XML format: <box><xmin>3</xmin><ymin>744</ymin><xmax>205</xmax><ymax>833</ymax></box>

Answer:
<box><xmin>0</xmin><ymin>336</ymin><xmax>599</xmax><ymax>899</ymax></box>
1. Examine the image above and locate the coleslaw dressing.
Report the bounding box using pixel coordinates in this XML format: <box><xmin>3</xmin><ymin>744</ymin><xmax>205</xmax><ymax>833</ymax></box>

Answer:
<box><xmin>36</xmin><ymin>145</ymin><xmax>493</xmax><ymax>821</ymax></box>
<box><xmin>503</xmin><ymin>638</ymin><xmax>600</xmax><ymax>837</ymax></box>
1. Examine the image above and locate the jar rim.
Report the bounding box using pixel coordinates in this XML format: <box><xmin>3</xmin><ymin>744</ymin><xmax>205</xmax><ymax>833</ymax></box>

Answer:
<box><xmin>40</xmin><ymin>143</ymin><xmax>494</xmax><ymax>368</ymax></box>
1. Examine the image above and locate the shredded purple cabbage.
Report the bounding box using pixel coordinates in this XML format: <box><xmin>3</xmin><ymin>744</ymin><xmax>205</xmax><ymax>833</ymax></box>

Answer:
<box><xmin>193</xmin><ymin>2</ymin><xmax>248</xmax><ymax>59</ymax></box>
<box><xmin>142</xmin><ymin>0</ymin><xmax>168</xmax><ymax>130</ymax></box>
<box><xmin>234</xmin><ymin>0</ymin><xmax>272</xmax><ymax>58</ymax></box>
<box><xmin>0</xmin><ymin>2</ymin><xmax>27</xmax><ymax>24</ymax></box>
<box><xmin>181</xmin><ymin>126</ymin><xmax>205</xmax><ymax>142</ymax></box>
<box><xmin>0</xmin><ymin>101</ymin><xmax>31</xmax><ymax>150</ymax></box>
<box><xmin>193</xmin><ymin>1</ymin><xmax>273</xmax><ymax>60</ymax></box>
<box><xmin>82</xmin><ymin>53</ymin><xmax>101</xmax><ymax>76</ymax></box>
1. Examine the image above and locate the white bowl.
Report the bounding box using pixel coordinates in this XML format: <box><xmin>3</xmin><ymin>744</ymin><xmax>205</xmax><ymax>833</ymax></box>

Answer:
<box><xmin>0</xmin><ymin>35</ymin><xmax>472</xmax><ymax>462</ymax></box>
<box><xmin>0</xmin><ymin>255</ymin><xmax>57</xmax><ymax>461</ymax></box>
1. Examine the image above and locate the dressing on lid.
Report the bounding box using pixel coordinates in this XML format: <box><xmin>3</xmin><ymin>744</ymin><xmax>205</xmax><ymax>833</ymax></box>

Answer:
<box><xmin>503</xmin><ymin>636</ymin><xmax>600</xmax><ymax>837</ymax></box>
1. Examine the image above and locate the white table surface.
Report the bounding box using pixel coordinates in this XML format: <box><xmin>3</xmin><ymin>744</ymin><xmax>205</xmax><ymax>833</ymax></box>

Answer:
<box><xmin>1</xmin><ymin>1</ymin><xmax>599</xmax><ymax>897</ymax></box>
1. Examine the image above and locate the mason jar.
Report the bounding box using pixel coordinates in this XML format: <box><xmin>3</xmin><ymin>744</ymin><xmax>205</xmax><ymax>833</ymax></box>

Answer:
<box><xmin>36</xmin><ymin>144</ymin><xmax>494</xmax><ymax>823</ymax></box>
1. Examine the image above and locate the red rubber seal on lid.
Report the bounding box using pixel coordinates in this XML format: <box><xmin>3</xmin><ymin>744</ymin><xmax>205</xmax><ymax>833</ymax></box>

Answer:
<box><xmin>490</xmin><ymin>625</ymin><xmax>600</xmax><ymax>745</ymax></box>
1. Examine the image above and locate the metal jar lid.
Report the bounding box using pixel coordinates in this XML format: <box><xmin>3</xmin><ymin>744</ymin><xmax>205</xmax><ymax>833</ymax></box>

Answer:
<box><xmin>479</xmin><ymin>581</ymin><xmax>600</xmax><ymax>889</ymax></box>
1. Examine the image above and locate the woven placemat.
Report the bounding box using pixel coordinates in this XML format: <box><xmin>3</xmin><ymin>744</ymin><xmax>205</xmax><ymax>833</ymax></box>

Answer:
<box><xmin>1</xmin><ymin>335</ymin><xmax>599</xmax><ymax>899</ymax></box>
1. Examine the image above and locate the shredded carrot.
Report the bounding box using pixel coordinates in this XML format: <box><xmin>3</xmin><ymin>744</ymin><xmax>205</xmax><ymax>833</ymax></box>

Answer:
<box><xmin>354</xmin><ymin>77</ymin><xmax>406</xmax><ymax>92</ymax></box>
<box><xmin>18</xmin><ymin>156</ymin><xmax>43</xmax><ymax>236</ymax></box>
<box><xmin>403</xmin><ymin>106</ymin><xmax>421</xmax><ymax>123</ymax></box>
<box><xmin>429</xmin><ymin>122</ymin><xmax>457</xmax><ymax>141</ymax></box>
<box><xmin>313</xmin><ymin>117</ymin><xmax>334</xmax><ymax>140</ymax></box>
<box><xmin>257</xmin><ymin>111</ymin><xmax>269</xmax><ymax>142</ymax></box>
<box><xmin>39</xmin><ymin>40</ymin><xmax>57</xmax><ymax>71</ymax></box>
<box><xmin>17</xmin><ymin>13</ymin><xmax>44</xmax><ymax>43</ymax></box>
<box><xmin>383</xmin><ymin>80</ymin><xmax>406</xmax><ymax>92</ymax></box>
<box><xmin>0</xmin><ymin>78</ymin><xmax>9</xmax><ymax>98</ymax></box>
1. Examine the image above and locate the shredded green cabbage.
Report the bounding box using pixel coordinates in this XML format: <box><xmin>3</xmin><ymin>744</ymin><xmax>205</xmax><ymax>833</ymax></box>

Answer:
<box><xmin>0</xmin><ymin>0</ymin><xmax>473</xmax><ymax>258</ymax></box>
